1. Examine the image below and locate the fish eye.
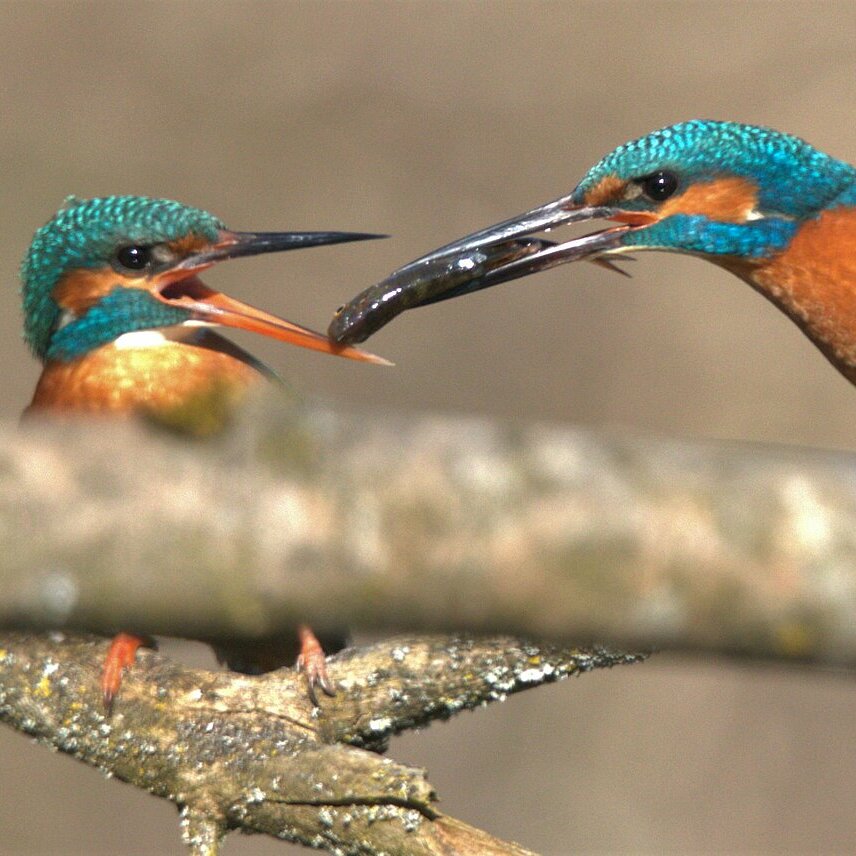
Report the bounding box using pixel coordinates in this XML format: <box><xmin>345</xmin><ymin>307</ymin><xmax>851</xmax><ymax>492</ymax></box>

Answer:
<box><xmin>115</xmin><ymin>245</ymin><xmax>152</xmax><ymax>271</ymax></box>
<box><xmin>640</xmin><ymin>171</ymin><xmax>679</xmax><ymax>202</ymax></box>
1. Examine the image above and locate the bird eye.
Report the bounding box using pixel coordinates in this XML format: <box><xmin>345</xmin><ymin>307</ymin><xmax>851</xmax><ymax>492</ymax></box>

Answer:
<box><xmin>640</xmin><ymin>171</ymin><xmax>679</xmax><ymax>202</ymax></box>
<box><xmin>115</xmin><ymin>245</ymin><xmax>152</xmax><ymax>271</ymax></box>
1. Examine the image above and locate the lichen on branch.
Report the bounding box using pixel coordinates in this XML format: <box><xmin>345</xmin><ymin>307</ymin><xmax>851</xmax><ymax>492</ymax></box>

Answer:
<box><xmin>0</xmin><ymin>630</ymin><xmax>642</xmax><ymax>853</ymax></box>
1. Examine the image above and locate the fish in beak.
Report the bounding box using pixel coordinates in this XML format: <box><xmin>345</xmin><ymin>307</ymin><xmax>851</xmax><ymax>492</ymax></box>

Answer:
<box><xmin>328</xmin><ymin>195</ymin><xmax>653</xmax><ymax>345</ymax></box>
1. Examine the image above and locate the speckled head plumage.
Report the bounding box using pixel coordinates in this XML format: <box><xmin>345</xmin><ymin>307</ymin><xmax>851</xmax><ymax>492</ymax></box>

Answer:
<box><xmin>572</xmin><ymin>120</ymin><xmax>856</xmax><ymax>219</ymax></box>
<box><xmin>21</xmin><ymin>196</ymin><xmax>223</xmax><ymax>359</ymax></box>
<box><xmin>20</xmin><ymin>195</ymin><xmax>387</xmax><ymax>367</ymax></box>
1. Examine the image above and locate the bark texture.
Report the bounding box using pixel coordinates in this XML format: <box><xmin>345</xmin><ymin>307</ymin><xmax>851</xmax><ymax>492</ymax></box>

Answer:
<box><xmin>0</xmin><ymin>631</ymin><xmax>639</xmax><ymax>853</ymax></box>
<box><xmin>3</xmin><ymin>400</ymin><xmax>856</xmax><ymax>663</ymax></box>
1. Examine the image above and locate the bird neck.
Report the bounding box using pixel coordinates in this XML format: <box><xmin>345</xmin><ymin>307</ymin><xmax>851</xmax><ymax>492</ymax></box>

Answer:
<box><xmin>718</xmin><ymin>204</ymin><xmax>856</xmax><ymax>383</ymax></box>
<box><xmin>27</xmin><ymin>328</ymin><xmax>273</xmax><ymax>434</ymax></box>
<box><xmin>45</xmin><ymin>286</ymin><xmax>191</xmax><ymax>363</ymax></box>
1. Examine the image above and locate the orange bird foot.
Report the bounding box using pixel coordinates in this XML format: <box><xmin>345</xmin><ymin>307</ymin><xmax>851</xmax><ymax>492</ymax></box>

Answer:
<box><xmin>101</xmin><ymin>632</ymin><xmax>153</xmax><ymax>712</ymax></box>
<box><xmin>296</xmin><ymin>624</ymin><xmax>337</xmax><ymax>707</ymax></box>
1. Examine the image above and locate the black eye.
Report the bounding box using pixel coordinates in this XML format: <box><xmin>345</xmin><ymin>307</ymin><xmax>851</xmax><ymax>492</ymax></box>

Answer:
<box><xmin>640</xmin><ymin>170</ymin><xmax>679</xmax><ymax>202</ymax></box>
<box><xmin>115</xmin><ymin>245</ymin><xmax>152</xmax><ymax>271</ymax></box>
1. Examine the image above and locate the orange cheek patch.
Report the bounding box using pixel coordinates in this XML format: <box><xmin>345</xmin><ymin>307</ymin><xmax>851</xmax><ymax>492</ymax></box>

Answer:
<box><xmin>659</xmin><ymin>176</ymin><xmax>760</xmax><ymax>222</ymax></box>
<box><xmin>167</xmin><ymin>233</ymin><xmax>211</xmax><ymax>256</ymax></box>
<box><xmin>583</xmin><ymin>175</ymin><xmax>628</xmax><ymax>207</ymax></box>
<box><xmin>52</xmin><ymin>268</ymin><xmax>135</xmax><ymax>315</ymax></box>
<box><xmin>609</xmin><ymin>211</ymin><xmax>658</xmax><ymax>226</ymax></box>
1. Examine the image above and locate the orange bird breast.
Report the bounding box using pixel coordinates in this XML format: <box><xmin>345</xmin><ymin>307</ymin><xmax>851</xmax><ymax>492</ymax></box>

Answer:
<box><xmin>27</xmin><ymin>329</ymin><xmax>265</xmax><ymax>424</ymax></box>
<box><xmin>722</xmin><ymin>206</ymin><xmax>856</xmax><ymax>378</ymax></box>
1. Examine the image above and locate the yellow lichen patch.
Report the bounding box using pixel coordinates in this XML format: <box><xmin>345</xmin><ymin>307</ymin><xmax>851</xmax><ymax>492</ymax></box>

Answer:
<box><xmin>659</xmin><ymin>176</ymin><xmax>759</xmax><ymax>222</ymax></box>
<box><xmin>35</xmin><ymin>675</ymin><xmax>53</xmax><ymax>698</ymax></box>
<box><xmin>0</xmin><ymin>649</ymin><xmax>7</xmax><ymax>661</ymax></box>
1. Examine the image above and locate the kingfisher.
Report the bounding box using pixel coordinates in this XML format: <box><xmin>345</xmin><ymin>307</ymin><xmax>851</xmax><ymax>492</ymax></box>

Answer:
<box><xmin>329</xmin><ymin>120</ymin><xmax>856</xmax><ymax>388</ymax></box>
<box><xmin>21</xmin><ymin>194</ymin><xmax>388</xmax><ymax>708</ymax></box>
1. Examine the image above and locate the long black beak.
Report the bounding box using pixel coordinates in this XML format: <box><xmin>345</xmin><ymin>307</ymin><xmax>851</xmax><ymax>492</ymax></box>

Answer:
<box><xmin>154</xmin><ymin>228</ymin><xmax>391</xmax><ymax>365</ymax></box>
<box><xmin>179</xmin><ymin>229</ymin><xmax>386</xmax><ymax>270</ymax></box>
<box><xmin>328</xmin><ymin>195</ymin><xmax>636</xmax><ymax>345</ymax></box>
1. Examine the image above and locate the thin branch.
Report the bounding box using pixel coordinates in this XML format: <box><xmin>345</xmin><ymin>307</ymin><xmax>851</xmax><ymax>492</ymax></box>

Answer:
<box><xmin>3</xmin><ymin>398</ymin><xmax>856</xmax><ymax>663</ymax></box>
<box><xmin>0</xmin><ymin>630</ymin><xmax>639</xmax><ymax>853</ymax></box>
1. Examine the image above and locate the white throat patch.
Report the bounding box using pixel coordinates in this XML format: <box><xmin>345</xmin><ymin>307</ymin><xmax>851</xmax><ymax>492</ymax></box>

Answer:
<box><xmin>112</xmin><ymin>324</ymin><xmax>207</xmax><ymax>350</ymax></box>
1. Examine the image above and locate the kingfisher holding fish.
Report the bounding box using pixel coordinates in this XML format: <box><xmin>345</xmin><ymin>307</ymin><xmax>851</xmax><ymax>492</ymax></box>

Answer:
<box><xmin>21</xmin><ymin>194</ymin><xmax>387</xmax><ymax>708</ymax></box>
<box><xmin>330</xmin><ymin>120</ymin><xmax>856</xmax><ymax>388</ymax></box>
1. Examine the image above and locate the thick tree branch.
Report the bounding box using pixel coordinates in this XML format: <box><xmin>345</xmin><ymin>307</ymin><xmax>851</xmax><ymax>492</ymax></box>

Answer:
<box><xmin>3</xmin><ymin>399</ymin><xmax>856</xmax><ymax>663</ymax></box>
<box><xmin>0</xmin><ymin>630</ymin><xmax>638</xmax><ymax>853</ymax></box>
<box><xmin>4</xmin><ymin>397</ymin><xmax>852</xmax><ymax>851</ymax></box>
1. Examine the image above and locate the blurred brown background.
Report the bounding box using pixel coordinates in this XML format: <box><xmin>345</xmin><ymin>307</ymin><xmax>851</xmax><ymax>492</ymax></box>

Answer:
<box><xmin>2</xmin><ymin>1</ymin><xmax>856</xmax><ymax>853</ymax></box>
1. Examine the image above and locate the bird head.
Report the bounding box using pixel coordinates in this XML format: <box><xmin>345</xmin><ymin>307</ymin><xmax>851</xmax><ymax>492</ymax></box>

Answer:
<box><xmin>329</xmin><ymin>121</ymin><xmax>856</xmax><ymax>344</ymax></box>
<box><xmin>22</xmin><ymin>195</ymin><xmax>387</xmax><ymax>364</ymax></box>
<box><xmin>573</xmin><ymin>119</ymin><xmax>853</xmax><ymax>221</ymax></box>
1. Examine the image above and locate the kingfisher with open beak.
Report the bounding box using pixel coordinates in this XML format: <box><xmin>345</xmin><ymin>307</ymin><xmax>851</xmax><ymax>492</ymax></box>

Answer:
<box><xmin>329</xmin><ymin>120</ymin><xmax>856</xmax><ymax>388</ymax></box>
<box><xmin>21</xmin><ymin>194</ymin><xmax>387</xmax><ymax>708</ymax></box>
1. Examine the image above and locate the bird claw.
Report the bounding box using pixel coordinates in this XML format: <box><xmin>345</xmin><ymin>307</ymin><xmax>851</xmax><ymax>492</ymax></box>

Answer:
<box><xmin>296</xmin><ymin>625</ymin><xmax>337</xmax><ymax>707</ymax></box>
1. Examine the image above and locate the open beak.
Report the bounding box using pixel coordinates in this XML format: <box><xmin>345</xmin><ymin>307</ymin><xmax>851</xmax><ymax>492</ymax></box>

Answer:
<box><xmin>157</xmin><ymin>229</ymin><xmax>391</xmax><ymax>365</ymax></box>
<box><xmin>328</xmin><ymin>193</ymin><xmax>650</xmax><ymax>345</ymax></box>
